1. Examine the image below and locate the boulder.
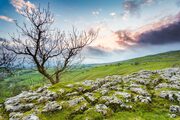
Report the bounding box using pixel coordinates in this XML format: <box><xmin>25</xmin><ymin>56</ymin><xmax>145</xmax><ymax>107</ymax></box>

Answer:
<box><xmin>114</xmin><ymin>92</ymin><xmax>131</xmax><ymax>99</ymax></box>
<box><xmin>159</xmin><ymin>91</ymin><xmax>180</xmax><ymax>102</ymax></box>
<box><xmin>42</xmin><ymin>101</ymin><xmax>62</xmax><ymax>112</ymax></box>
<box><xmin>84</xmin><ymin>92</ymin><xmax>97</xmax><ymax>103</ymax></box>
<box><xmin>169</xmin><ymin>105</ymin><xmax>180</xmax><ymax>113</ymax></box>
<box><xmin>22</xmin><ymin>114</ymin><xmax>39</xmax><ymax>120</ymax></box>
<box><xmin>169</xmin><ymin>114</ymin><xmax>177</xmax><ymax>118</ymax></box>
<box><xmin>100</xmin><ymin>96</ymin><xmax>123</xmax><ymax>107</ymax></box>
<box><xmin>72</xmin><ymin>103</ymin><xmax>88</xmax><ymax>114</ymax></box>
<box><xmin>100</xmin><ymin>89</ymin><xmax>109</xmax><ymax>95</ymax></box>
<box><xmin>95</xmin><ymin>104</ymin><xmax>109</xmax><ymax>115</ymax></box>
<box><xmin>9</xmin><ymin>112</ymin><xmax>23</xmax><ymax>120</ymax></box>
<box><xmin>134</xmin><ymin>95</ymin><xmax>151</xmax><ymax>103</ymax></box>
<box><xmin>82</xmin><ymin>80</ymin><xmax>94</xmax><ymax>86</ymax></box>
<box><xmin>68</xmin><ymin>97</ymin><xmax>86</xmax><ymax>106</ymax></box>
<box><xmin>5</xmin><ymin>103</ymin><xmax>34</xmax><ymax>112</ymax></box>
<box><xmin>130</xmin><ymin>88</ymin><xmax>149</xmax><ymax>96</ymax></box>
<box><xmin>36</xmin><ymin>84</ymin><xmax>51</xmax><ymax>93</ymax></box>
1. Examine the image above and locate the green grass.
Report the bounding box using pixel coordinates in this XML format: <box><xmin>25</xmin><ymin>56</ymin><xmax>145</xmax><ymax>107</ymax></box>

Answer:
<box><xmin>1</xmin><ymin>50</ymin><xmax>180</xmax><ymax>119</ymax></box>
<box><xmin>1</xmin><ymin>50</ymin><xmax>180</xmax><ymax>103</ymax></box>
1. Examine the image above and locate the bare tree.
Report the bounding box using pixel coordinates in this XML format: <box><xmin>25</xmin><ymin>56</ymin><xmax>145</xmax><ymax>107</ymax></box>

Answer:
<box><xmin>0</xmin><ymin>39</ymin><xmax>16</xmax><ymax>73</ymax></box>
<box><xmin>5</xmin><ymin>5</ymin><xmax>98</xmax><ymax>84</ymax></box>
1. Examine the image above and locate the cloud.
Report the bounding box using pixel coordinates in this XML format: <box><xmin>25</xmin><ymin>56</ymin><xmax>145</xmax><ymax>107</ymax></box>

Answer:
<box><xmin>11</xmin><ymin>0</ymin><xmax>35</xmax><ymax>14</ymax></box>
<box><xmin>90</xmin><ymin>23</ymin><xmax>126</xmax><ymax>51</ymax></box>
<box><xmin>114</xmin><ymin>11</ymin><xmax>180</xmax><ymax>46</ymax></box>
<box><xmin>115</xmin><ymin>30</ymin><xmax>136</xmax><ymax>46</ymax></box>
<box><xmin>84</xmin><ymin>46</ymin><xmax>109</xmax><ymax>56</ymax></box>
<box><xmin>133</xmin><ymin>12</ymin><xmax>180</xmax><ymax>45</ymax></box>
<box><xmin>122</xmin><ymin>0</ymin><xmax>156</xmax><ymax>19</ymax></box>
<box><xmin>92</xmin><ymin>11</ymin><xmax>100</xmax><ymax>16</ymax></box>
<box><xmin>110</xmin><ymin>12</ymin><xmax>116</xmax><ymax>16</ymax></box>
<box><xmin>0</xmin><ymin>16</ymin><xmax>15</xmax><ymax>23</ymax></box>
<box><xmin>138</xmin><ymin>20</ymin><xmax>180</xmax><ymax>45</ymax></box>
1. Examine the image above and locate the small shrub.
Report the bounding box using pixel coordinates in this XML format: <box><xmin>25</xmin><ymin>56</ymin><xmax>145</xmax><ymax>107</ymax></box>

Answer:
<box><xmin>131</xmin><ymin>62</ymin><xmax>140</xmax><ymax>66</ymax></box>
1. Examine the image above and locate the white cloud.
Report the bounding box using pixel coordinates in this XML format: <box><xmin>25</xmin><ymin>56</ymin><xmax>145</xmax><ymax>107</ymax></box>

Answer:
<box><xmin>110</xmin><ymin>12</ymin><xmax>116</xmax><ymax>16</ymax></box>
<box><xmin>11</xmin><ymin>0</ymin><xmax>35</xmax><ymax>14</ymax></box>
<box><xmin>92</xmin><ymin>11</ymin><xmax>100</xmax><ymax>15</ymax></box>
<box><xmin>0</xmin><ymin>16</ymin><xmax>14</xmax><ymax>23</ymax></box>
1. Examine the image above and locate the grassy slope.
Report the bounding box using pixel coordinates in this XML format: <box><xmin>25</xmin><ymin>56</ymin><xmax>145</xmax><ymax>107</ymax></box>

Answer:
<box><xmin>1</xmin><ymin>50</ymin><xmax>180</xmax><ymax>103</ymax></box>
<box><xmin>61</xmin><ymin>50</ymin><xmax>180</xmax><ymax>82</ymax></box>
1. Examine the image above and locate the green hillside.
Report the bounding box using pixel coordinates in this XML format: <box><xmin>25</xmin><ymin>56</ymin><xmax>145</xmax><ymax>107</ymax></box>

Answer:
<box><xmin>1</xmin><ymin>50</ymin><xmax>180</xmax><ymax>103</ymax></box>
<box><xmin>0</xmin><ymin>50</ymin><xmax>180</xmax><ymax>120</ymax></box>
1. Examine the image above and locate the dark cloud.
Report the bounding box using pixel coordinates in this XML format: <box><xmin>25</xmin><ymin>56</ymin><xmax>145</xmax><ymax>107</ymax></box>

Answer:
<box><xmin>138</xmin><ymin>20</ymin><xmax>180</xmax><ymax>45</ymax></box>
<box><xmin>123</xmin><ymin>0</ymin><xmax>140</xmax><ymax>16</ymax></box>
<box><xmin>122</xmin><ymin>0</ymin><xmax>156</xmax><ymax>17</ymax></box>
<box><xmin>84</xmin><ymin>46</ymin><xmax>109</xmax><ymax>56</ymax></box>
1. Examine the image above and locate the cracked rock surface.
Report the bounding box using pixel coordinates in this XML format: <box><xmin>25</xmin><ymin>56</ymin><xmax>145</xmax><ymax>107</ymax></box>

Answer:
<box><xmin>2</xmin><ymin>68</ymin><xmax>180</xmax><ymax>119</ymax></box>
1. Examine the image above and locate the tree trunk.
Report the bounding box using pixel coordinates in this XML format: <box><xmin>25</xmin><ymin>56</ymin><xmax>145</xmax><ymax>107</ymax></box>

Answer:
<box><xmin>37</xmin><ymin>66</ymin><xmax>56</xmax><ymax>84</ymax></box>
<box><xmin>55</xmin><ymin>72</ymin><xmax>60</xmax><ymax>84</ymax></box>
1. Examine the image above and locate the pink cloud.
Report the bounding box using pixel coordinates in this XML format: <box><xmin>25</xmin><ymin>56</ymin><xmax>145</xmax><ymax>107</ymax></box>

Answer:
<box><xmin>0</xmin><ymin>16</ymin><xmax>14</xmax><ymax>23</ymax></box>
<box><xmin>11</xmin><ymin>0</ymin><xmax>35</xmax><ymax>14</ymax></box>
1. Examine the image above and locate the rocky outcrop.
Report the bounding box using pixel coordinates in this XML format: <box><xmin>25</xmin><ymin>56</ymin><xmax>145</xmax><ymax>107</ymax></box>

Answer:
<box><xmin>42</xmin><ymin>101</ymin><xmax>62</xmax><ymax>112</ymax></box>
<box><xmin>2</xmin><ymin>68</ymin><xmax>180</xmax><ymax>119</ymax></box>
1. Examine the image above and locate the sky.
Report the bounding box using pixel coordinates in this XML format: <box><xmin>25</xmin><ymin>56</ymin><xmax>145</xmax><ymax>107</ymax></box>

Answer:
<box><xmin>0</xmin><ymin>0</ymin><xmax>180</xmax><ymax>64</ymax></box>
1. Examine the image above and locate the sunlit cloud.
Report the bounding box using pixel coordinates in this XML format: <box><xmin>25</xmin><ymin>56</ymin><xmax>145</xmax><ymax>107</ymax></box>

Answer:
<box><xmin>90</xmin><ymin>23</ymin><xmax>126</xmax><ymax>51</ymax></box>
<box><xmin>0</xmin><ymin>16</ymin><xmax>15</xmax><ymax>23</ymax></box>
<box><xmin>110</xmin><ymin>12</ymin><xmax>116</xmax><ymax>17</ymax></box>
<box><xmin>11</xmin><ymin>0</ymin><xmax>35</xmax><ymax>14</ymax></box>
<box><xmin>116</xmin><ymin>11</ymin><xmax>180</xmax><ymax>46</ymax></box>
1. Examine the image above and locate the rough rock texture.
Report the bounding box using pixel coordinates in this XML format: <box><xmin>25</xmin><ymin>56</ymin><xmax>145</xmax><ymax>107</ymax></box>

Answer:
<box><xmin>42</xmin><ymin>101</ymin><xmax>62</xmax><ymax>112</ymax></box>
<box><xmin>2</xmin><ymin>68</ymin><xmax>180</xmax><ymax>119</ymax></box>
<box><xmin>95</xmin><ymin>104</ymin><xmax>109</xmax><ymax>115</ymax></box>
<box><xmin>22</xmin><ymin>114</ymin><xmax>39</xmax><ymax>120</ymax></box>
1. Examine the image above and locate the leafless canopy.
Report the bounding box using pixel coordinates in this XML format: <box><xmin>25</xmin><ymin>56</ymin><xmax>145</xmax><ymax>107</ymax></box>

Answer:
<box><xmin>0</xmin><ymin>39</ymin><xmax>16</xmax><ymax>73</ymax></box>
<box><xmin>5</xmin><ymin>5</ymin><xmax>98</xmax><ymax>84</ymax></box>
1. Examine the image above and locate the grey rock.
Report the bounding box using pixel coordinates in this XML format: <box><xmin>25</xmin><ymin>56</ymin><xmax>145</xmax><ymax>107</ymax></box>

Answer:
<box><xmin>5</xmin><ymin>103</ymin><xmax>34</xmax><ymax>112</ymax></box>
<box><xmin>129</xmin><ymin>83</ymin><xmax>142</xmax><ymax>88</ymax></box>
<box><xmin>120</xmin><ymin>104</ymin><xmax>132</xmax><ymax>109</ymax></box>
<box><xmin>169</xmin><ymin>114</ymin><xmax>176</xmax><ymax>118</ymax></box>
<box><xmin>84</xmin><ymin>92</ymin><xmax>97</xmax><ymax>103</ymax></box>
<box><xmin>95</xmin><ymin>104</ymin><xmax>108</xmax><ymax>115</ymax></box>
<box><xmin>68</xmin><ymin>96</ymin><xmax>85</xmax><ymax>106</ymax></box>
<box><xmin>42</xmin><ymin>101</ymin><xmax>62</xmax><ymax>112</ymax></box>
<box><xmin>100</xmin><ymin>96</ymin><xmax>123</xmax><ymax>106</ymax></box>
<box><xmin>134</xmin><ymin>95</ymin><xmax>151</xmax><ymax>103</ymax></box>
<box><xmin>100</xmin><ymin>89</ymin><xmax>109</xmax><ymax>95</ymax></box>
<box><xmin>73</xmin><ymin>103</ymin><xmax>88</xmax><ymax>114</ymax></box>
<box><xmin>169</xmin><ymin>105</ymin><xmax>180</xmax><ymax>113</ymax></box>
<box><xmin>9</xmin><ymin>112</ymin><xmax>23</xmax><ymax>120</ymax></box>
<box><xmin>136</xmin><ymin>79</ymin><xmax>150</xmax><ymax>85</ymax></box>
<box><xmin>5</xmin><ymin>91</ymin><xmax>40</xmax><ymax>105</ymax></box>
<box><xmin>82</xmin><ymin>80</ymin><xmax>94</xmax><ymax>86</ymax></box>
<box><xmin>37</xmin><ymin>96</ymin><xmax>49</xmax><ymax>103</ymax></box>
<box><xmin>159</xmin><ymin>91</ymin><xmax>180</xmax><ymax>102</ymax></box>
<box><xmin>41</xmin><ymin>90</ymin><xmax>58</xmax><ymax>101</ymax></box>
<box><xmin>130</xmin><ymin>88</ymin><xmax>149</xmax><ymax>96</ymax></box>
<box><xmin>114</xmin><ymin>92</ymin><xmax>131</xmax><ymax>99</ymax></box>
<box><xmin>36</xmin><ymin>84</ymin><xmax>51</xmax><ymax>93</ymax></box>
<box><xmin>22</xmin><ymin>114</ymin><xmax>39</xmax><ymax>120</ymax></box>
